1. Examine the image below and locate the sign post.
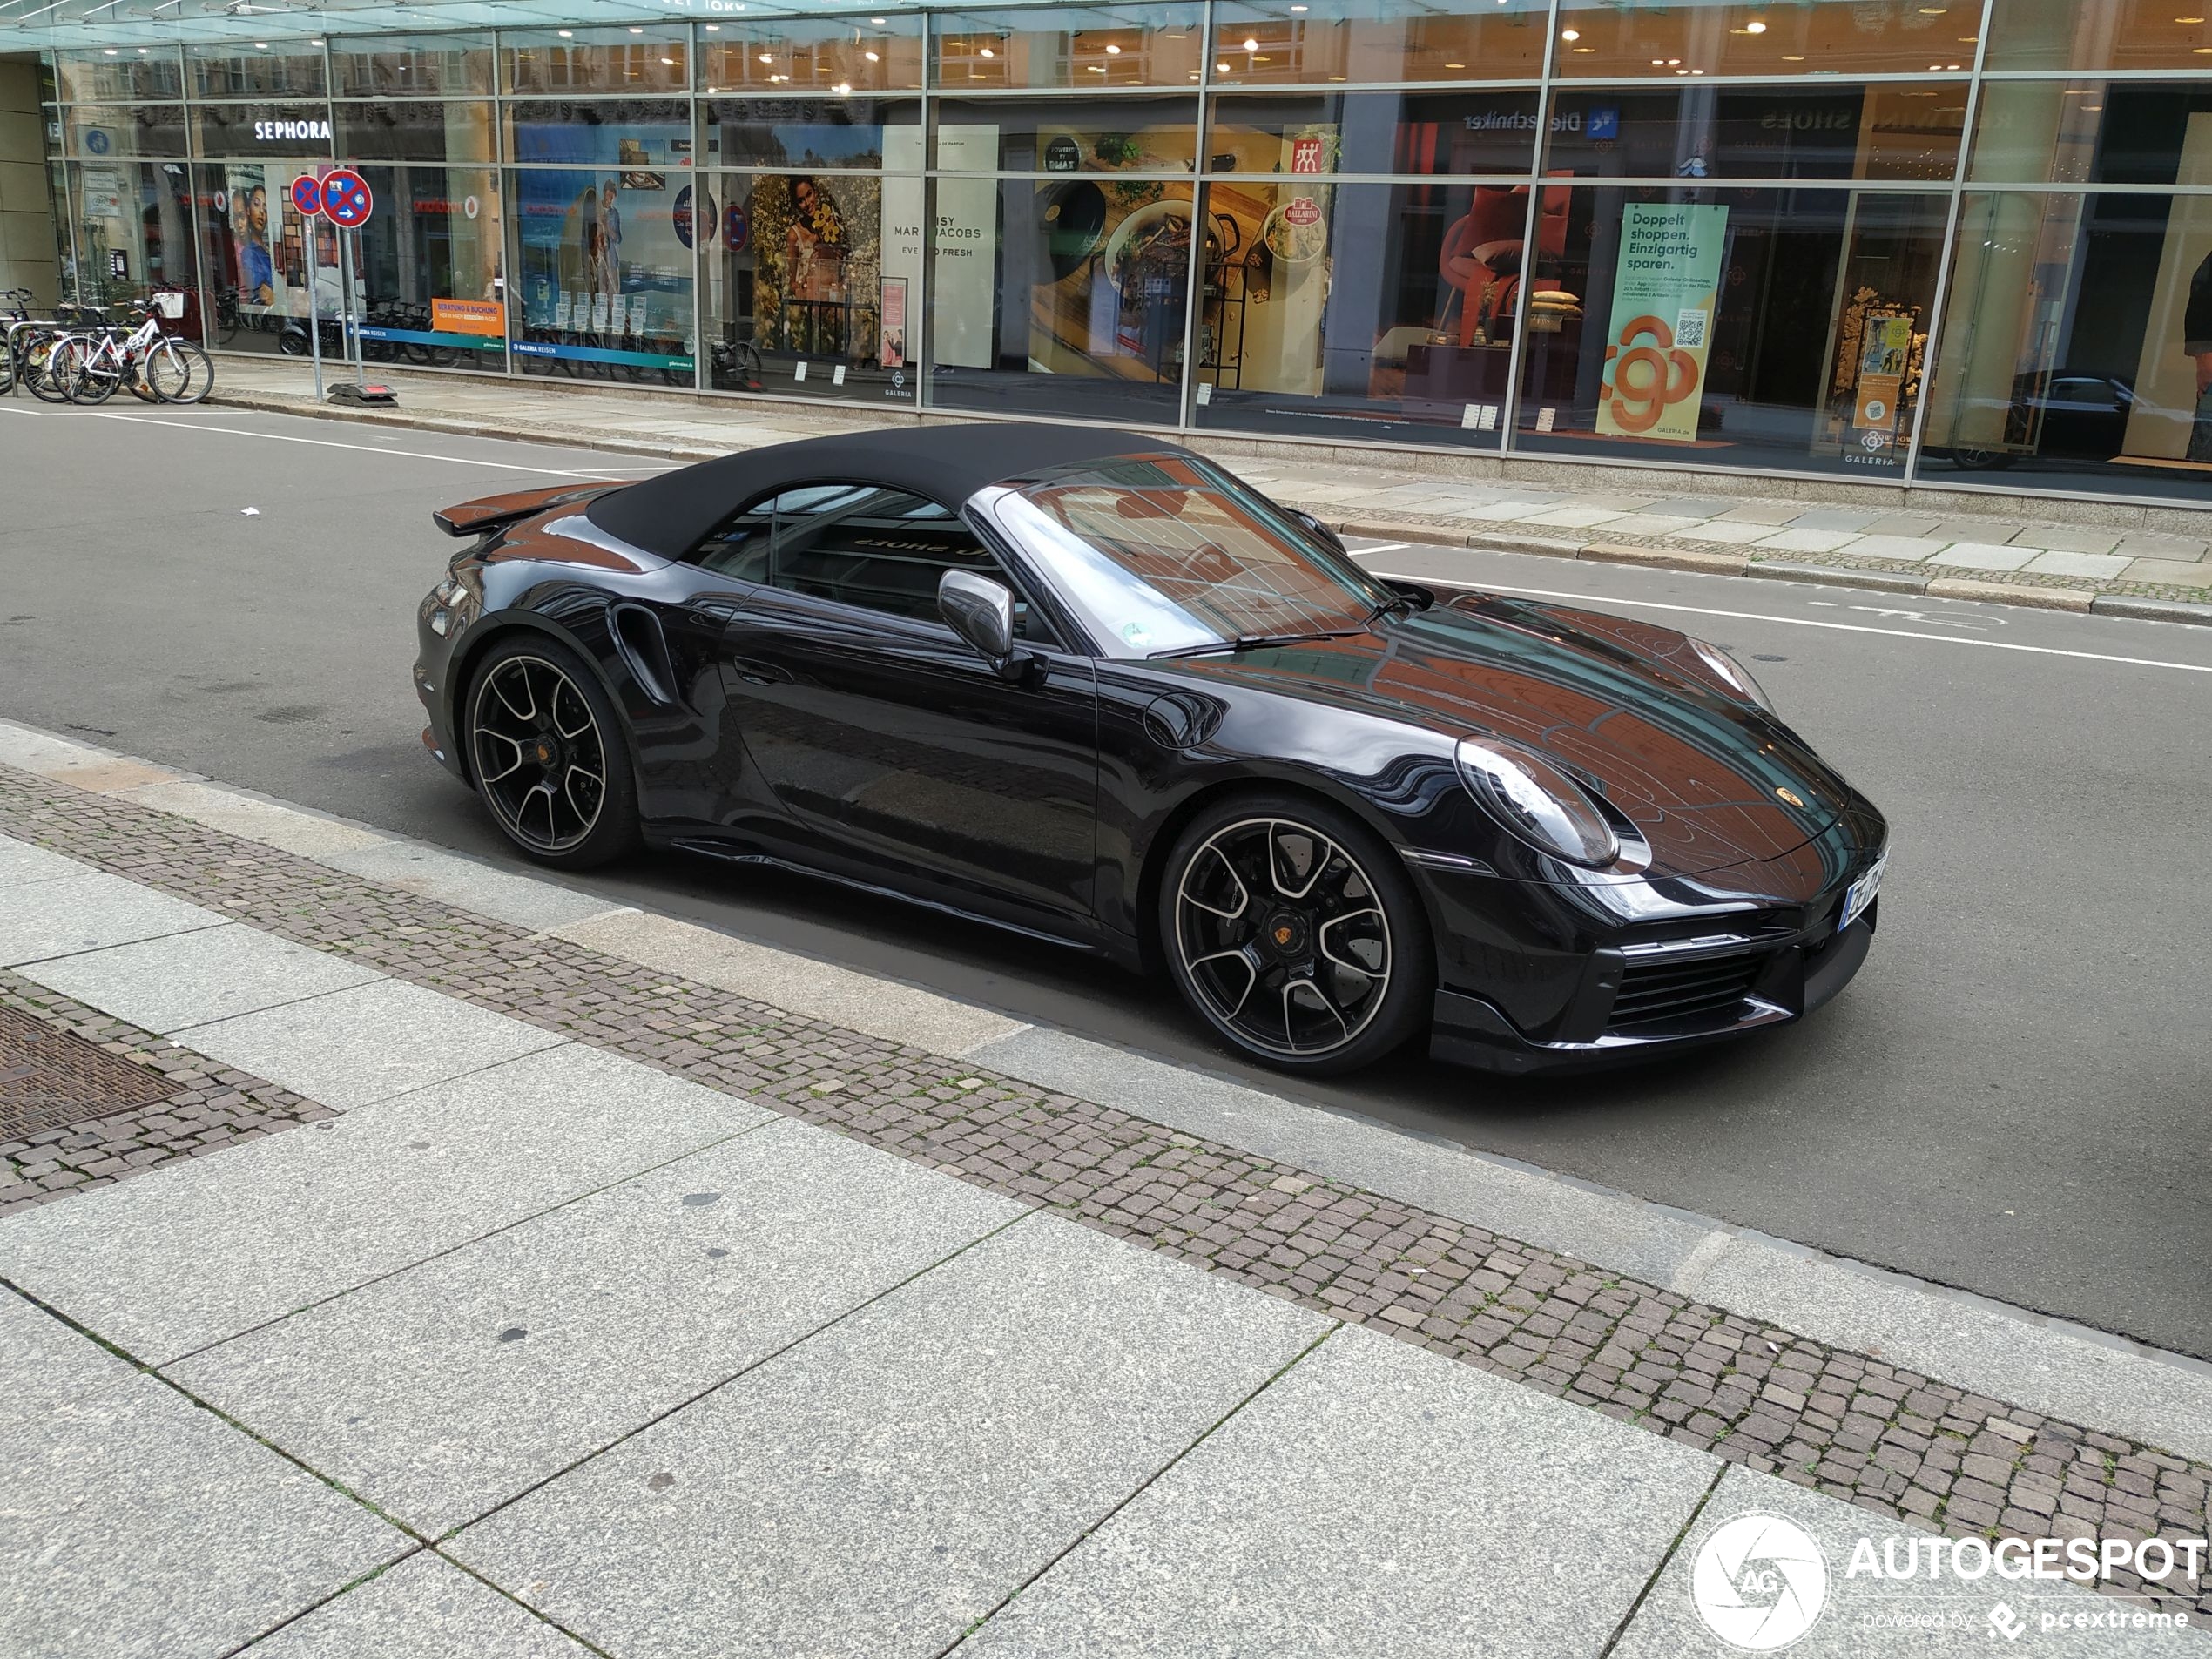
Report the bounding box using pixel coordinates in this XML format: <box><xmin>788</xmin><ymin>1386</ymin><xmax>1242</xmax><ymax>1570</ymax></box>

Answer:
<box><xmin>287</xmin><ymin>172</ymin><xmax>327</xmax><ymax>401</ymax></box>
<box><xmin>319</xmin><ymin>167</ymin><xmax>393</xmax><ymax>405</ymax></box>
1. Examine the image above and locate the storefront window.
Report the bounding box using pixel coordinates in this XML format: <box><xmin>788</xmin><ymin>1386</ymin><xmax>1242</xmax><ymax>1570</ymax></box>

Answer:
<box><xmin>704</xmin><ymin>172</ymin><xmax>911</xmax><ymax>405</ymax></box>
<box><xmin>504</xmin><ymin>29</ymin><xmax>690</xmax><ymax>96</ymax></box>
<box><xmin>705</xmin><ymin>98</ymin><xmax>921</xmax><ymax>171</ymax></box>
<box><xmin>703</xmin><ymin>17</ymin><xmax>924</xmax><ymax>94</ymax></box>
<box><xmin>192</xmin><ymin>159</ymin><xmax>334</xmax><ymax>357</ymax></box>
<box><xmin>931</xmin><ymin>97</ymin><xmax>1199</xmax><ymax>173</ymax></box>
<box><xmin>55</xmin><ymin>48</ymin><xmax>181</xmax><ymax>104</ymax></box>
<box><xmin>509</xmin><ymin>167</ymin><xmax>697</xmax><ymax>386</ymax></box>
<box><xmin>62</xmin><ymin>104</ymin><xmax>188</xmax><ymax>160</ymax></box>
<box><xmin>1205</xmin><ymin>90</ymin><xmax>1541</xmax><ymax>177</ymax></box>
<box><xmin>1983</xmin><ymin>0</ymin><xmax>2212</xmax><ymax>72</ymax></box>
<box><xmin>930</xmin><ymin>6</ymin><xmax>1204</xmax><ymax>90</ymax></box>
<box><xmin>188</xmin><ymin>43</ymin><xmax>327</xmax><ymax>100</ymax></box>
<box><xmin>1193</xmin><ymin>179</ymin><xmax>1521</xmax><ymax>448</ymax></box>
<box><xmin>354</xmin><ymin>165</ymin><xmax>507</xmax><ymax>372</ymax></box>
<box><xmin>1546</xmin><ymin>84</ymin><xmax>1967</xmax><ymax>183</ymax></box>
<box><xmin>331</xmin><ymin>34</ymin><xmax>495</xmax><ymax>98</ymax></box>
<box><xmin>336</xmin><ymin>101</ymin><xmax>497</xmax><ymax>165</ymax></box>
<box><xmin>928</xmin><ymin>176</ymin><xmax>1196</xmax><ymax>427</ymax></box>
<box><xmin>1921</xmin><ymin>191</ymin><xmax>2212</xmax><ymax>500</ymax></box>
<box><xmin>1211</xmin><ymin>0</ymin><xmax>1548</xmax><ymax>88</ymax></box>
<box><xmin>193</xmin><ymin>104</ymin><xmax>336</xmax><ymax>162</ymax></box>
<box><xmin>1553</xmin><ymin>0</ymin><xmax>1977</xmax><ymax>80</ymax></box>
<box><xmin>1970</xmin><ymin>81</ymin><xmax>2212</xmax><ymax>186</ymax></box>
<box><xmin>504</xmin><ymin>100</ymin><xmax>692</xmax><ymax>168</ymax></box>
<box><xmin>1511</xmin><ymin>185</ymin><xmax>1951</xmax><ymax>479</ymax></box>
<box><xmin>66</xmin><ymin>159</ymin><xmax>194</xmax><ymax>305</ymax></box>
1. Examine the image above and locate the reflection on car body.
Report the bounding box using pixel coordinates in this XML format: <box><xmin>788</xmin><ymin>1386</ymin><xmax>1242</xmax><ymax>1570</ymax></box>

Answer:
<box><xmin>415</xmin><ymin>423</ymin><xmax>1885</xmax><ymax>1076</ymax></box>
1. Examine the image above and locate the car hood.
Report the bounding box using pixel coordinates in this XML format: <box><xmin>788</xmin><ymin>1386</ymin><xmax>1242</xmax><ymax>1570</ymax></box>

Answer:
<box><xmin>1157</xmin><ymin>592</ymin><xmax>1854</xmax><ymax>876</ymax></box>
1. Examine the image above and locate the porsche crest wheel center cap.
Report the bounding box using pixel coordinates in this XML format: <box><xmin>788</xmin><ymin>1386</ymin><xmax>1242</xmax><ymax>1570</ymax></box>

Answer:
<box><xmin>1263</xmin><ymin>910</ymin><xmax>1310</xmax><ymax>959</ymax></box>
<box><xmin>534</xmin><ymin>738</ymin><xmax>557</xmax><ymax>767</ymax></box>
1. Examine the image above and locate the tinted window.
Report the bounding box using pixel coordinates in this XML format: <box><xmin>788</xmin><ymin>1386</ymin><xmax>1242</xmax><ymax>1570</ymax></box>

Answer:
<box><xmin>696</xmin><ymin>485</ymin><xmax>1049</xmax><ymax>638</ymax></box>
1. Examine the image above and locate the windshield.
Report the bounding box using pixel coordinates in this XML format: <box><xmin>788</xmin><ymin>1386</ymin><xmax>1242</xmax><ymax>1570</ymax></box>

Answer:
<box><xmin>987</xmin><ymin>454</ymin><xmax>1396</xmax><ymax>658</ymax></box>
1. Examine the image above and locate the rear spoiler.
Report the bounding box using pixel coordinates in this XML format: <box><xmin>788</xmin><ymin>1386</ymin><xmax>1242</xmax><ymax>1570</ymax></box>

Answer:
<box><xmin>432</xmin><ymin>482</ymin><xmax>619</xmax><ymax>539</ymax></box>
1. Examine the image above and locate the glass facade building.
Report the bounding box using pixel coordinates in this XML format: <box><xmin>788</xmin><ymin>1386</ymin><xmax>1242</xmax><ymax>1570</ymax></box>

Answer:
<box><xmin>30</xmin><ymin>0</ymin><xmax>2212</xmax><ymax>507</ymax></box>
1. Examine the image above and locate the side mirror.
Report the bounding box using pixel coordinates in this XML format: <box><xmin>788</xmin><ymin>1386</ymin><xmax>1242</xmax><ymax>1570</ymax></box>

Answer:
<box><xmin>1291</xmin><ymin>508</ymin><xmax>1347</xmax><ymax>556</ymax></box>
<box><xmin>939</xmin><ymin>568</ymin><xmax>1016</xmax><ymax>667</ymax></box>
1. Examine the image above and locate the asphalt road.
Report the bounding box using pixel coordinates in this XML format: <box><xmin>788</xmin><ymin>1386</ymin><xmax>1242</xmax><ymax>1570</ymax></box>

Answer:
<box><xmin>4</xmin><ymin>398</ymin><xmax>2208</xmax><ymax>1358</ymax></box>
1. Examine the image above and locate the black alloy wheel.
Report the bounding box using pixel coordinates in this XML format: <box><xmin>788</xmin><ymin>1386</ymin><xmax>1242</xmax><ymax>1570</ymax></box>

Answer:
<box><xmin>466</xmin><ymin>637</ymin><xmax>639</xmax><ymax>869</ymax></box>
<box><xmin>1161</xmin><ymin>794</ymin><xmax>1432</xmax><ymax>1075</ymax></box>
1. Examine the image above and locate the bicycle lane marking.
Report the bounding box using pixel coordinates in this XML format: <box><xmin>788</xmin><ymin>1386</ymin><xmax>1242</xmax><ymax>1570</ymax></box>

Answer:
<box><xmin>79</xmin><ymin>409</ymin><xmax>610</xmax><ymax>477</ymax></box>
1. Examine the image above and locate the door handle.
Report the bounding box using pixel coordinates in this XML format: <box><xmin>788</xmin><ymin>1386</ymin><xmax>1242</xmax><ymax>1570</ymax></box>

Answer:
<box><xmin>727</xmin><ymin>655</ymin><xmax>796</xmax><ymax>686</ymax></box>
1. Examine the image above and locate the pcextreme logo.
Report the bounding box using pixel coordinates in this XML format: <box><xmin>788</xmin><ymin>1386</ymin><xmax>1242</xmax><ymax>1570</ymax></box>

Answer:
<box><xmin>1691</xmin><ymin>1513</ymin><xmax>1831</xmax><ymax>1650</ymax></box>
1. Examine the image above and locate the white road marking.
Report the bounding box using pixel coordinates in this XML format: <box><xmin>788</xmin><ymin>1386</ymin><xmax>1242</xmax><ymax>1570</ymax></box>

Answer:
<box><xmin>1348</xmin><ymin>539</ymin><xmax>1410</xmax><ymax>554</ymax></box>
<box><xmin>1363</xmin><ymin>570</ymin><xmax>2212</xmax><ymax>677</ymax></box>
<box><xmin>80</xmin><ymin>409</ymin><xmax>607</xmax><ymax>476</ymax></box>
<box><xmin>1810</xmin><ymin>599</ymin><xmax>2006</xmax><ymax>632</ymax></box>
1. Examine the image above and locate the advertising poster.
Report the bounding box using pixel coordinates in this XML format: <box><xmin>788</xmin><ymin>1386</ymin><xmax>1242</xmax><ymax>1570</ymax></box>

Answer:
<box><xmin>222</xmin><ymin>163</ymin><xmax>283</xmax><ymax>314</ymax></box>
<box><xmin>934</xmin><ymin>125</ymin><xmax>1000</xmax><ymax>370</ymax></box>
<box><xmin>1849</xmin><ymin>313</ymin><xmax>1912</xmax><ymax>465</ymax></box>
<box><xmin>880</xmin><ymin>276</ymin><xmax>907</xmax><ymax>369</ymax></box>
<box><xmin>740</xmin><ymin>173</ymin><xmax>884</xmax><ymax>362</ymax></box>
<box><xmin>1597</xmin><ymin>203</ymin><xmax>1728</xmax><ymax>442</ymax></box>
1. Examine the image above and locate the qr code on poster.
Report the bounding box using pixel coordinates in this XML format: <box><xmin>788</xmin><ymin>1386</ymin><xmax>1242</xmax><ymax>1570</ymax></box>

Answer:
<box><xmin>1674</xmin><ymin>308</ymin><xmax>1709</xmax><ymax>349</ymax></box>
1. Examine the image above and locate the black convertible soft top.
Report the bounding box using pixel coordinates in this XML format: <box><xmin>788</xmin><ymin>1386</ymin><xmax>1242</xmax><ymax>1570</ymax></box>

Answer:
<box><xmin>586</xmin><ymin>421</ymin><xmax>1181</xmax><ymax>562</ymax></box>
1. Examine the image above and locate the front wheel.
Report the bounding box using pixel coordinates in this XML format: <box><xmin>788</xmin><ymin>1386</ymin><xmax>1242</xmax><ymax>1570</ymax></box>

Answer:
<box><xmin>1158</xmin><ymin>793</ymin><xmax>1433</xmax><ymax>1076</ymax></box>
<box><xmin>464</xmin><ymin>636</ymin><xmax>640</xmax><ymax>870</ymax></box>
<box><xmin>148</xmin><ymin>338</ymin><xmax>212</xmax><ymax>403</ymax></box>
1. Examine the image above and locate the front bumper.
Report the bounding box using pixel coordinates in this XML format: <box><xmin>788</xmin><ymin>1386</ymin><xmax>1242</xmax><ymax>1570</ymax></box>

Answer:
<box><xmin>1416</xmin><ymin>801</ymin><xmax>1887</xmax><ymax>1075</ymax></box>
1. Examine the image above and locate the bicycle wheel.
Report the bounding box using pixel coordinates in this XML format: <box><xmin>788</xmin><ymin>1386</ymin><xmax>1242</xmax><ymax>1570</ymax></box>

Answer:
<box><xmin>65</xmin><ymin>343</ymin><xmax>120</xmax><ymax>406</ymax></box>
<box><xmin>148</xmin><ymin>338</ymin><xmax>212</xmax><ymax>404</ymax></box>
<box><xmin>24</xmin><ymin>335</ymin><xmax>77</xmax><ymax>404</ymax></box>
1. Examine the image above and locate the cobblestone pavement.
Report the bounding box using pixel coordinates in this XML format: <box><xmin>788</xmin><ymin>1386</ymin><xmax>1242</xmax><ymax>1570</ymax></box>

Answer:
<box><xmin>0</xmin><ymin>974</ymin><xmax>332</xmax><ymax>1215</ymax></box>
<box><xmin>200</xmin><ymin>358</ymin><xmax>2212</xmax><ymax>612</ymax></box>
<box><xmin>3</xmin><ymin>756</ymin><xmax>2207</xmax><ymax>1617</ymax></box>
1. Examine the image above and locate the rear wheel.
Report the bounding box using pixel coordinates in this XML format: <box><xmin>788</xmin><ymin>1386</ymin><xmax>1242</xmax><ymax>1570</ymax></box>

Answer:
<box><xmin>1157</xmin><ymin>792</ymin><xmax>1433</xmax><ymax>1076</ymax></box>
<box><xmin>464</xmin><ymin>635</ymin><xmax>639</xmax><ymax>869</ymax></box>
<box><xmin>24</xmin><ymin>335</ymin><xmax>76</xmax><ymax>403</ymax></box>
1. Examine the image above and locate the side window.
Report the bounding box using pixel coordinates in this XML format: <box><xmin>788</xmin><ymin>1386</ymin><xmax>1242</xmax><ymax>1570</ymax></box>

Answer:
<box><xmin>691</xmin><ymin>491</ymin><xmax>785</xmax><ymax>582</ymax></box>
<box><xmin>765</xmin><ymin>485</ymin><xmax>1054</xmax><ymax>641</ymax></box>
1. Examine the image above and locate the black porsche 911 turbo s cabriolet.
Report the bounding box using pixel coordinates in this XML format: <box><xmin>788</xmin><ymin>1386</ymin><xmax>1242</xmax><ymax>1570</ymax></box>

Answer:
<box><xmin>415</xmin><ymin>422</ymin><xmax>1886</xmax><ymax>1076</ymax></box>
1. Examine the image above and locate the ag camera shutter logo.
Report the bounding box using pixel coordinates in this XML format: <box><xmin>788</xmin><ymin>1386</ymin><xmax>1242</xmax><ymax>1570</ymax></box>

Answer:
<box><xmin>1691</xmin><ymin>1513</ymin><xmax>1830</xmax><ymax>1650</ymax></box>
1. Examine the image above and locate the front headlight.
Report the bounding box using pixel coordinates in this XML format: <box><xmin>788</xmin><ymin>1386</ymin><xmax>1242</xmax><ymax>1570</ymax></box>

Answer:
<box><xmin>1689</xmin><ymin>639</ymin><xmax>1774</xmax><ymax>711</ymax></box>
<box><xmin>1455</xmin><ymin>736</ymin><xmax>1621</xmax><ymax>868</ymax></box>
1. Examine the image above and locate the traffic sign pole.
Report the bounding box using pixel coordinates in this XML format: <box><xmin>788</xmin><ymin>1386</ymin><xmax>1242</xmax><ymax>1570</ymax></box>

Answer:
<box><xmin>289</xmin><ymin>171</ymin><xmax>327</xmax><ymax>402</ymax></box>
<box><xmin>340</xmin><ymin>225</ymin><xmax>361</xmax><ymax>388</ymax></box>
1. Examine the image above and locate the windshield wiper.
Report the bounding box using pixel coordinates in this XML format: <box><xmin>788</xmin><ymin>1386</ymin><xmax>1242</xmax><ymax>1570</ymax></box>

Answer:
<box><xmin>1148</xmin><ymin>628</ymin><xmax>1366</xmax><ymax>660</ymax></box>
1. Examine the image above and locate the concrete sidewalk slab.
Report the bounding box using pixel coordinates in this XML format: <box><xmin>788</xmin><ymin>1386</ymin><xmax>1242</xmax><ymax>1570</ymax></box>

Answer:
<box><xmin>172</xmin><ymin>1121</ymin><xmax>1026</xmax><ymax>1534</ymax></box>
<box><xmin>0</xmin><ymin>833</ymin><xmax>84</xmax><ymax>889</ymax></box>
<box><xmin>957</xmin><ymin>1322</ymin><xmax>1716</xmax><ymax>1659</ymax></box>
<box><xmin>0</xmin><ymin>1294</ymin><xmax>407</xmax><ymax>1659</ymax></box>
<box><xmin>449</xmin><ymin>1216</ymin><xmax>1329</xmax><ymax>1659</ymax></box>
<box><xmin>176</xmin><ymin>978</ymin><xmax>569</xmax><ymax>1109</ymax></box>
<box><xmin>0</xmin><ymin>1042</ymin><xmax>774</xmax><ymax>1363</ymax></box>
<box><xmin>550</xmin><ymin>906</ymin><xmax>1026</xmax><ymax>1056</ymax></box>
<box><xmin>17</xmin><ymin>921</ymin><xmax>383</xmax><ymax>1033</ymax></box>
<box><xmin>0</xmin><ymin>870</ymin><xmax>226</xmax><ymax>967</ymax></box>
<box><xmin>238</xmin><ymin>1553</ymin><xmax>591</xmax><ymax>1658</ymax></box>
<box><xmin>320</xmin><ymin>841</ymin><xmax>626</xmax><ymax>934</ymax></box>
<box><xmin>1610</xmin><ymin>1465</ymin><xmax>2212</xmax><ymax>1656</ymax></box>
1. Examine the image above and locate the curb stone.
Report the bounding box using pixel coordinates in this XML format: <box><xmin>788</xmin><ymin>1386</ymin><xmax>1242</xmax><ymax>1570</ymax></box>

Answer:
<box><xmin>197</xmin><ymin>387</ymin><xmax>2212</xmax><ymax>628</ymax></box>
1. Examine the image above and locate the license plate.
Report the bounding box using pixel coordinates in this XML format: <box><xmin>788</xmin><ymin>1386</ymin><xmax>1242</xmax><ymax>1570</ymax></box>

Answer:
<box><xmin>1841</xmin><ymin>852</ymin><xmax>1887</xmax><ymax>930</ymax></box>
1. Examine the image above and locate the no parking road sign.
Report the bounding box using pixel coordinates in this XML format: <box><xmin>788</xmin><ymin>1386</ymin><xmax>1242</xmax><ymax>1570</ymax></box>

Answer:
<box><xmin>322</xmin><ymin>168</ymin><xmax>373</xmax><ymax>228</ymax></box>
<box><xmin>288</xmin><ymin>172</ymin><xmax>325</xmax><ymax>219</ymax></box>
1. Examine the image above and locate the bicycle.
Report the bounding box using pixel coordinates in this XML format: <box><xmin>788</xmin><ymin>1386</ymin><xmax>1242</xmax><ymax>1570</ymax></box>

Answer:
<box><xmin>49</xmin><ymin>307</ymin><xmax>212</xmax><ymax>406</ymax></box>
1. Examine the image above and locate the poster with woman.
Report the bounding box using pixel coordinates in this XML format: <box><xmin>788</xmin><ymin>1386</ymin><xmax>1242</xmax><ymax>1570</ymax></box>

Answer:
<box><xmin>743</xmin><ymin>173</ymin><xmax>881</xmax><ymax>365</ymax></box>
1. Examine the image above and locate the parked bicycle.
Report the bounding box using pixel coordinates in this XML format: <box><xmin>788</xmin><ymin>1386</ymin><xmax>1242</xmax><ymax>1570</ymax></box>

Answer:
<box><xmin>35</xmin><ymin>299</ymin><xmax>213</xmax><ymax>406</ymax></box>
